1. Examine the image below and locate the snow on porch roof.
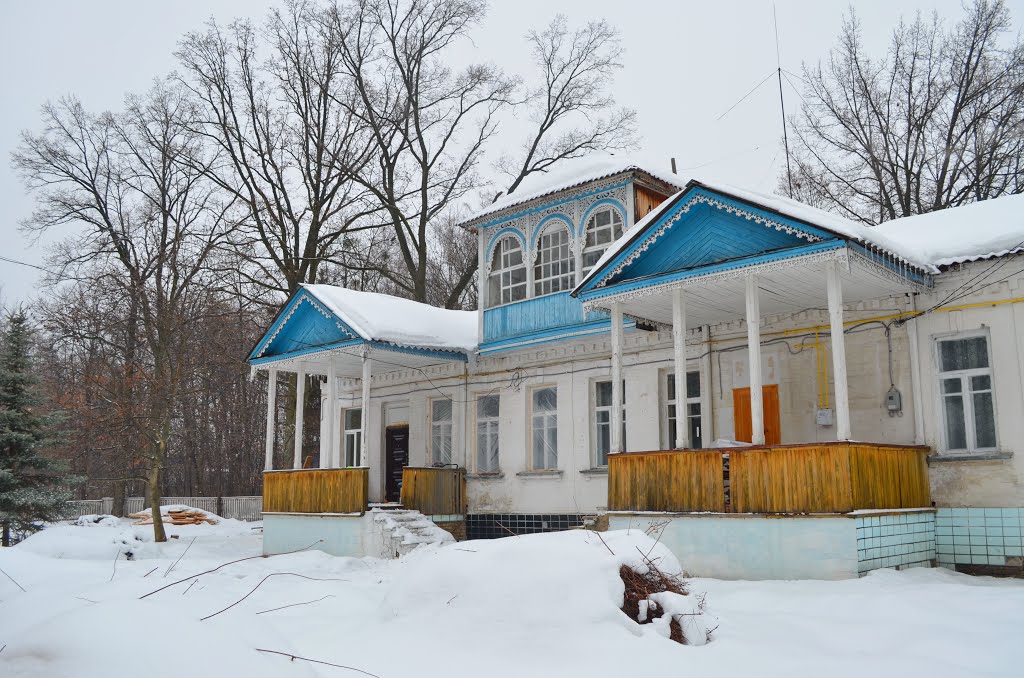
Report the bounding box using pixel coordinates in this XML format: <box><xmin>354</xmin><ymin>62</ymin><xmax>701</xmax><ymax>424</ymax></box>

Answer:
<box><xmin>574</xmin><ymin>180</ymin><xmax>1024</xmax><ymax>294</ymax></box>
<box><xmin>457</xmin><ymin>154</ymin><xmax>685</xmax><ymax>228</ymax></box>
<box><xmin>302</xmin><ymin>284</ymin><xmax>478</xmax><ymax>353</ymax></box>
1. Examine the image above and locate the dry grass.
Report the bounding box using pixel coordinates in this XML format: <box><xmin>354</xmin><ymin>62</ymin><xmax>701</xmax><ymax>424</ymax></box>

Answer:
<box><xmin>619</xmin><ymin>562</ymin><xmax>689</xmax><ymax>643</ymax></box>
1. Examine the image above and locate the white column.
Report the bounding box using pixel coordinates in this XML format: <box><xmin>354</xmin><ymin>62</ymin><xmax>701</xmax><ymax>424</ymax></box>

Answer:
<box><xmin>360</xmin><ymin>348</ymin><xmax>372</xmax><ymax>467</ymax></box>
<box><xmin>326</xmin><ymin>362</ymin><xmax>338</xmax><ymax>468</ymax></box>
<box><xmin>264</xmin><ymin>368</ymin><xmax>277</xmax><ymax>470</ymax></box>
<box><xmin>610</xmin><ymin>301</ymin><xmax>624</xmax><ymax>455</ymax></box>
<box><xmin>293</xmin><ymin>366</ymin><xmax>305</xmax><ymax>469</ymax></box>
<box><xmin>672</xmin><ymin>288</ymin><xmax>689</xmax><ymax>449</ymax></box>
<box><xmin>826</xmin><ymin>260</ymin><xmax>852</xmax><ymax>441</ymax></box>
<box><xmin>701</xmin><ymin>324</ymin><xmax>714</xmax><ymax>446</ymax></box>
<box><xmin>745</xmin><ymin>274</ymin><xmax>765</xmax><ymax>445</ymax></box>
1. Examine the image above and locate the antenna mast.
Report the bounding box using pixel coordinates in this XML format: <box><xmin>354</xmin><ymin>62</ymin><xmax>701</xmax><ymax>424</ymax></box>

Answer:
<box><xmin>774</xmin><ymin>4</ymin><xmax>793</xmax><ymax>195</ymax></box>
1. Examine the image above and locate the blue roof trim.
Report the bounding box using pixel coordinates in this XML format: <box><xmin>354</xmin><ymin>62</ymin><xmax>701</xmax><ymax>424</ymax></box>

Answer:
<box><xmin>248</xmin><ymin>288</ymin><xmax>362</xmax><ymax>362</ymax></box>
<box><xmin>849</xmin><ymin>242</ymin><xmax>932</xmax><ymax>287</ymax></box>
<box><xmin>574</xmin><ymin>186</ymin><xmax>846</xmax><ymax>297</ymax></box>
<box><xmin>478</xmin><ymin>317</ymin><xmax>635</xmax><ymax>354</ymax></box>
<box><xmin>579</xmin><ymin>240</ymin><xmax>848</xmax><ymax>302</ymax></box>
<box><xmin>476</xmin><ymin>178</ymin><xmax>632</xmax><ymax>232</ymax></box>
<box><xmin>250</xmin><ymin>337</ymin><xmax>366</xmax><ymax>366</ymax></box>
<box><xmin>366</xmin><ymin>341</ymin><xmax>468</xmax><ymax>363</ymax></box>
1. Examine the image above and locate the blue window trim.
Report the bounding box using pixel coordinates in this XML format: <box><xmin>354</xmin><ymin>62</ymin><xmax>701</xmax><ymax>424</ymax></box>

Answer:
<box><xmin>530</xmin><ymin>213</ymin><xmax>574</xmax><ymax>249</ymax></box>
<box><xmin>485</xmin><ymin>227</ymin><xmax>529</xmax><ymax>263</ymax></box>
<box><xmin>579</xmin><ymin>240</ymin><xmax>848</xmax><ymax>302</ymax></box>
<box><xmin>577</xmin><ymin>198</ymin><xmax>627</xmax><ymax>238</ymax></box>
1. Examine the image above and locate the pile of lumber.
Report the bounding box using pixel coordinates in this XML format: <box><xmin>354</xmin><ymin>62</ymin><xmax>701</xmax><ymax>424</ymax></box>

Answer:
<box><xmin>129</xmin><ymin>508</ymin><xmax>218</xmax><ymax>526</ymax></box>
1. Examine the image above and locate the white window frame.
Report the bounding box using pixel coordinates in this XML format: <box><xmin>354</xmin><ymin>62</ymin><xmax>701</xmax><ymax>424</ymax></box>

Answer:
<box><xmin>429</xmin><ymin>397</ymin><xmax>453</xmax><ymax>466</ymax></box>
<box><xmin>529</xmin><ymin>385</ymin><xmax>559</xmax><ymax>471</ymax></box>
<box><xmin>474</xmin><ymin>393</ymin><xmax>501</xmax><ymax>473</ymax></box>
<box><xmin>665</xmin><ymin>370</ymin><xmax>703</xmax><ymax>449</ymax></box>
<box><xmin>593</xmin><ymin>379</ymin><xmax>625</xmax><ymax>467</ymax></box>
<box><xmin>487</xmin><ymin>235</ymin><xmax>527</xmax><ymax>308</ymax></box>
<box><xmin>342</xmin><ymin>407</ymin><xmax>362</xmax><ymax>467</ymax></box>
<box><xmin>934</xmin><ymin>330</ymin><xmax>998</xmax><ymax>454</ymax></box>
<box><xmin>533</xmin><ymin>221</ymin><xmax>575</xmax><ymax>297</ymax></box>
<box><xmin>581</xmin><ymin>206</ymin><xmax>624</xmax><ymax>277</ymax></box>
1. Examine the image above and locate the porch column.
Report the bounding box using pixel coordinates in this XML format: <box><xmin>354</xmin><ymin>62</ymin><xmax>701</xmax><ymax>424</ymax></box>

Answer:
<box><xmin>672</xmin><ymin>288</ymin><xmax>689</xmax><ymax>449</ymax></box>
<box><xmin>826</xmin><ymin>261</ymin><xmax>852</xmax><ymax>440</ymax></box>
<box><xmin>264</xmin><ymin>368</ymin><xmax>277</xmax><ymax>470</ymax></box>
<box><xmin>610</xmin><ymin>301</ymin><xmax>624</xmax><ymax>455</ymax></box>
<box><xmin>325</xmin><ymin>362</ymin><xmax>338</xmax><ymax>468</ymax></box>
<box><xmin>360</xmin><ymin>348</ymin><xmax>372</xmax><ymax>467</ymax></box>
<box><xmin>745</xmin><ymin>274</ymin><xmax>765</xmax><ymax>445</ymax></box>
<box><xmin>293</xmin><ymin>366</ymin><xmax>305</xmax><ymax>469</ymax></box>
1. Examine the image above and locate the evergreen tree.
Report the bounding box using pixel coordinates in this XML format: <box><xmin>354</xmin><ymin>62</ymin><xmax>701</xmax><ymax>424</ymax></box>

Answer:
<box><xmin>0</xmin><ymin>311</ymin><xmax>74</xmax><ymax>546</ymax></box>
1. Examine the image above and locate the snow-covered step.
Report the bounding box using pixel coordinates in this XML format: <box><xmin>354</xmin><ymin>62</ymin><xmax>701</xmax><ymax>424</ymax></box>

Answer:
<box><xmin>370</xmin><ymin>508</ymin><xmax>454</xmax><ymax>558</ymax></box>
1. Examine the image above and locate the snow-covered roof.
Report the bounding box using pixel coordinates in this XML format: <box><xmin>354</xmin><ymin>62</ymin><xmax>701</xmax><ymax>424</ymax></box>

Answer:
<box><xmin>868</xmin><ymin>193</ymin><xmax>1024</xmax><ymax>268</ymax></box>
<box><xmin>303</xmin><ymin>284</ymin><xmax>478</xmax><ymax>353</ymax></box>
<box><xmin>574</xmin><ymin>179</ymin><xmax>1024</xmax><ymax>292</ymax></box>
<box><xmin>460</xmin><ymin>154</ymin><xmax>685</xmax><ymax>228</ymax></box>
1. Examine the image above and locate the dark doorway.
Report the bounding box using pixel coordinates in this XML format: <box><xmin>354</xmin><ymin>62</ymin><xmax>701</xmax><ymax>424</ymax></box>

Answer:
<box><xmin>385</xmin><ymin>424</ymin><xmax>409</xmax><ymax>503</ymax></box>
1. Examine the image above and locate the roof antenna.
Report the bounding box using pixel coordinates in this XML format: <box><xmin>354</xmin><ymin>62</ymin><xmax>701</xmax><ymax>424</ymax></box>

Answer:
<box><xmin>774</xmin><ymin>3</ymin><xmax>793</xmax><ymax>196</ymax></box>
<box><xmin>670</xmin><ymin>158</ymin><xmax>678</xmax><ymax>175</ymax></box>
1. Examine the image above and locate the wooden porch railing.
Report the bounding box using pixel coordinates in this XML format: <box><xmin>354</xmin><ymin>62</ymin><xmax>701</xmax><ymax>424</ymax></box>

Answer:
<box><xmin>607</xmin><ymin>450</ymin><xmax>725</xmax><ymax>512</ymax></box>
<box><xmin>263</xmin><ymin>468</ymin><xmax>368</xmax><ymax>514</ymax></box>
<box><xmin>608</xmin><ymin>442</ymin><xmax>930</xmax><ymax>514</ymax></box>
<box><xmin>400</xmin><ymin>467</ymin><xmax>467</xmax><ymax>516</ymax></box>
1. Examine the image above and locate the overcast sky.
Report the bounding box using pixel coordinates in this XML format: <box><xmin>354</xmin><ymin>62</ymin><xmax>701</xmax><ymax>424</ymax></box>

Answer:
<box><xmin>2</xmin><ymin>0</ymin><xmax>1019</xmax><ymax>303</ymax></box>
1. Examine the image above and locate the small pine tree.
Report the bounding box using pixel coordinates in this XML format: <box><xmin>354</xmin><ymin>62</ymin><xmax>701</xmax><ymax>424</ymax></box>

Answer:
<box><xmin>0</xmin><ymin>310</ymin><xmax>75</xmax><ymax>546</ymax></box>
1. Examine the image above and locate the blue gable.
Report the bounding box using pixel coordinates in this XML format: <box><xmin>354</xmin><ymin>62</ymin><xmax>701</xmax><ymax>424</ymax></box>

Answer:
<box><xmin>575</xmin><ymin>187</ymin><xmax>843</xmax><ymax>295</ymax></box>
<box><xmin>249</xmin><ymin>289</ymin><xmax>359</xmax><ymax>361</ymax></box>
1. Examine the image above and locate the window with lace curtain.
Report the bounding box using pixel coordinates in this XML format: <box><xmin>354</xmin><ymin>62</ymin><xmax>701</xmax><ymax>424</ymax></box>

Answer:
<box><xmin>530</xmin><ymin>386</ymin><xmax>558</xmax><ymax>470</ymax></box>
<box><xmin>475</xmin><ymin>394</ymin><xmax>500</xmax><ymax>472</ymax></box>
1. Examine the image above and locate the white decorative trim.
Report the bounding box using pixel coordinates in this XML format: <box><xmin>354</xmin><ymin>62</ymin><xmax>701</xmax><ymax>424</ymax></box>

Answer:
<box><xmin>595</xmin><ymin>193</ymin><xmax>822</xmax><ymax>288</ymax></box>
<box><xmin>582</xmin><ymin>248</ymin><xmax>848</xmax><ymax>314</ymax></box>
<box><xmin>849</xmin><ymin>247</ymin><xmax>929</xmax><ymax>290</ymax></box>
<box><xmin>256</xmin><ymin>295</ymin><xmax>355</xmax><ymax>358</ymax></box>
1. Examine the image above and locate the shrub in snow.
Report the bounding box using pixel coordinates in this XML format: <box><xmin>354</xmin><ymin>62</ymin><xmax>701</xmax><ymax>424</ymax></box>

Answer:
<box><xmin>619</xmin><ymin>559</ymin><xmax>713</xmax><ymax>645</ymax></box>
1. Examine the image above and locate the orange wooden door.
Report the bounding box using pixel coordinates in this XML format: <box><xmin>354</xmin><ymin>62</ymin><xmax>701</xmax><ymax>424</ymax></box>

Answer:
<box><xmin>732</xmin><ymin>385</ymin><xmax>781</xmax><ymax>445</ymax></box>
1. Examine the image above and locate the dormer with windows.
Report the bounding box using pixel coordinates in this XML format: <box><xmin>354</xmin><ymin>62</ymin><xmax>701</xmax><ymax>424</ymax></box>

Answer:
<box><xmin>458</xmin><ymin>157</ymin><xmax>682</xmax><ymax>354</ymax></box>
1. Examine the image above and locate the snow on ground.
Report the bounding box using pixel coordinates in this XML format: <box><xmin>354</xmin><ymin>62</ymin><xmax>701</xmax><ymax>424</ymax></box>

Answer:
<box><xmin>2</xmin><ymin>521</ymin><xmax>1024</xmax><ymax>678</ymax></box>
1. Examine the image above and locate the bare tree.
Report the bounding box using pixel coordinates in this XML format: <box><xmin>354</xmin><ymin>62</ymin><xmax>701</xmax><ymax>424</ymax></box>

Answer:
<box><xmin>177</xmin><ymin>0</ymin><xmax>379</xmax><ymax>300</ymax></box>
<box><xmin>13</xmin><ymin>84</ymin><xmax>236</xmax><ymax>541</ymax></box>
<box><xmin>788</xmin><ymin>0</ymin><xmax>1024</xmax><ymax>222</ymax></box>
<box><xmin>497</xmin><ymin>15</ymin><xmax>637</xmax><ymax>196</ymax></box>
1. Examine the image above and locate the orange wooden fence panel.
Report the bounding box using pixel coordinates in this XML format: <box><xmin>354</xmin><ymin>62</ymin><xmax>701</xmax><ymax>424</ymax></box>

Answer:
<box><xmin>263</xmin><ymin>468</ymin><xmax>368</xmax><ymax>514</ymax></box>
<box><xmin>401</xmin><ymin>467</ymin><xmax>467</xmax><ymax>516</ymax></box>
<box><xmin>607</xmin><ymin>450</ymin><xmax>724</xmax><ymax>512</ymax></box>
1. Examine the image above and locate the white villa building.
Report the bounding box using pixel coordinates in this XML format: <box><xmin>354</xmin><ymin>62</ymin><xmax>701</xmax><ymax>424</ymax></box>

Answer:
<box><xmin>249</xmin><ymin>157</ymin><xmax>1024</xmax><ymax>578</ymax></box>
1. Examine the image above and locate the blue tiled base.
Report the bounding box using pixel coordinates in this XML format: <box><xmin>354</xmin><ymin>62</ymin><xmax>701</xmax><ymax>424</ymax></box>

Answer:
<box><xmin>935</xmin><ymin>507</ymin><xmax>1024</xmax><ymax>567</ymax></box>
<box><xmin>855</xmin><ymin>511</ymin><xmax>936</xmax><ymax>574</ymax></box>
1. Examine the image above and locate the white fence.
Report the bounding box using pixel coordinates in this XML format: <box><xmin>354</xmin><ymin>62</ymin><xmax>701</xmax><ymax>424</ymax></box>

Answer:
<box><xmin>66</xmin><ymin>496</ymin><xmax>263</xmax><ymax>522</ymax></box>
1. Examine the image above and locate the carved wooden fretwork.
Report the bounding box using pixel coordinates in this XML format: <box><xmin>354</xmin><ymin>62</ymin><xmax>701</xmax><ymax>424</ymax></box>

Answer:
<box><xmin>593</xmin><ymin>193</ymin><xmax>824</xmax><ymax>288</ymax></box>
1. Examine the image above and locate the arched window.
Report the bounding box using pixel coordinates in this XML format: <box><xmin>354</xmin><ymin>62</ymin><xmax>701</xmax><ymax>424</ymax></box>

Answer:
<box><xmin>533</xmin><ymin>221</ymin><xmax>575</xmax><ymax>296</ymax></box>
<box><xmin>581</xmin><ymin>206</ymin><xmax>624</xmax><ymax>276</ymax></box>
<box><xmin>487</xmin><ymin>235</ymin><xmax>526</xmax><ymax>307</ymax></box>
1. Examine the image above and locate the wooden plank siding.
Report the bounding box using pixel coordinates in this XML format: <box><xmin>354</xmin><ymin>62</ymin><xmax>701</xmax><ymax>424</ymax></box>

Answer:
<box><xmin>634</xmin><ymin>186</ymin><xmax>669</xmax><ymax>222</ymax></box>
<box><xmin>263</xmin><ymin>468</ymin><xmax>368</xmax><ymax>514</ymax></box>
<box><xmin>400</xmin><ymin>467</ymin><xmax>467</xmax><ymax>516</ymax></box>
<box><xmin>608</xmin><ymin>450</ymin><xmax>725</xmax><ymax>512</ymax></box>
<box><xmin>609</xmin><ymin>443</ymin><xmax>929</xmax><ymax>514</ymax></box>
